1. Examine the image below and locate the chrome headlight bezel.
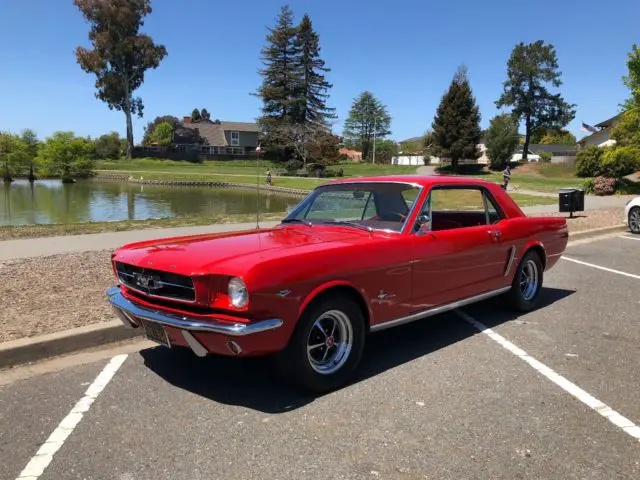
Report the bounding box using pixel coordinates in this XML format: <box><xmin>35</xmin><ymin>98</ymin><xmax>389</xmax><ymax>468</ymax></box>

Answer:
<box><xmin>228</xmin><ymin>277</ymin><xmax>249</xmax><ymax>308</ymax></box>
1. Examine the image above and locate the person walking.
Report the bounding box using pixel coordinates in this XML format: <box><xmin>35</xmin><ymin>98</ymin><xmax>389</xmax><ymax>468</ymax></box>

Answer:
<box><xmin>502</xmin><ymin>165</ymin><xmax>511</xmax><ymax>191</ymax></box>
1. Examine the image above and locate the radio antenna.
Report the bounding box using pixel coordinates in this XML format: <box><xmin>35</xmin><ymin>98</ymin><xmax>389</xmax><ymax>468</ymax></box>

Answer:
<box><xmin>255</xmin><ymin>141</ymin><xmax>261</xmax><ymax>229</ymax></box>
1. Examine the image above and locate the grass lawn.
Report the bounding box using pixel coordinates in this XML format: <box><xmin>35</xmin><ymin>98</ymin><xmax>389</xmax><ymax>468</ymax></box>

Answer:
<box><xmin>0</xmin><ymin>212</ymin><xmax>287</xmax><ymax>241</ymax></box>
<box><xmin>435</xmin><ymin>163</ymin><xmax>587</xmax><ymax>193</ymax></box>
<box><xmin>96</xmin><ymin>158</ymin><xmax>419</xmax><ymax>178</ymax></box>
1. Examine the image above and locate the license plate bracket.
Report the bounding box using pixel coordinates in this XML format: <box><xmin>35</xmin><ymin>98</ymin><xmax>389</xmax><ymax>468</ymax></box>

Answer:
<box><xmin>139</xmin><ymin>319</ymin><xmax>171</xmax><ymax>348</ymax></box>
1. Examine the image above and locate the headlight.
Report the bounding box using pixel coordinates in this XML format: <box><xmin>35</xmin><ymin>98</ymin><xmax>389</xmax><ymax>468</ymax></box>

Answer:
<box><xmin>228</xmin><ymin>277</ymin><xmax>248</xmax><ymax>308</ymax></box>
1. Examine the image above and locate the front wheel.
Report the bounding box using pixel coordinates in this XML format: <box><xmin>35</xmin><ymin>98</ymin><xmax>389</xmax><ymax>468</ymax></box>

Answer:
<box><xmin>277</xmin><ymin>296</ymin><xmax>365</xmax><ymax>393</ymax></box>
<box><xmin>507</xmin><ymin>251</ymin><xmax>544</xmax><ymax>312</ymax></box>
<box><xmin>629</xmin><ymin>206</ymin><xmax>640</xmax><ymax>234</ymax></box>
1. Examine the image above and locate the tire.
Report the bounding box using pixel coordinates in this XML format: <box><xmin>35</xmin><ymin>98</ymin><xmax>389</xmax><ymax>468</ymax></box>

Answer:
<box><xmin>629</xmin><ymin>206</ymin><xmax>640</xmax><ymax>234</ymax></box>
<box><xmin>507</xmin><ymin>250</ymin><xmax>544</xmax><ymax>312</ymax></box>
<box><xmin>277</xmin><ymin>295</ymin><xmax>366</xmax><ymax>393</ymax></box>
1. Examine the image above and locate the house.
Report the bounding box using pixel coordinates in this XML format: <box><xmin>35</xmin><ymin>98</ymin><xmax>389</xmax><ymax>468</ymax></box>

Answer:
<box><xmin>173</xmin><ymin>117</ymin><xmax>261</xmax><ymax>158</ymax></box>
<box><xmin>338</xmin><ymin>148</ymin><xmax>362</xmax><ymax>161</ymax></box>
<box><xmin>578</xmin><ymin>113</ymin><xmax>623</xmax><ymax>148</ymax></box>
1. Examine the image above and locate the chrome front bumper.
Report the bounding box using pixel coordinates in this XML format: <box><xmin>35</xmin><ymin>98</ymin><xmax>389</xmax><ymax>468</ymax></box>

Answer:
<box><xmin>106</xmin><ymin>286</ymin><xmax>283</xmax><ymax>336</ymax></box>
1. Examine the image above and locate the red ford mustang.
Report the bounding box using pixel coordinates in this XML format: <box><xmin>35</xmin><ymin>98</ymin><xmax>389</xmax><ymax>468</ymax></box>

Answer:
<box><xmin>107</xmin><ymin>175</ymin><xmax>568</xmax><ymax>392</ymax></box>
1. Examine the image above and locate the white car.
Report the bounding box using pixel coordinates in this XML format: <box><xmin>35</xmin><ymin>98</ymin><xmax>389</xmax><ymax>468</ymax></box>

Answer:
<box><xmin>625</xmin><ymin>197</ymin><xmax>640</xmax><ymax>234</ymax></box>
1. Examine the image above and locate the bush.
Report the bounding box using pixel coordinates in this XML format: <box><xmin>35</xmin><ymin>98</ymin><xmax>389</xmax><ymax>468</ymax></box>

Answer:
<box><xmin>600</xmin><ymin>146</ymin><xmax>640</xmax><ymax>178</ymax></box>
<box><xmin>284</xmin><ymin>159</ymin><xmax>303</xmax><ymax>173</ymax></box>
<box><xmin>582</xmin><ymin>178</ymin><xmax>595</xmax><ymax>194</ymax></box>
<box><xmin>593</xmin><ymin>176</ymin><xmax>617</xmax><ymax>196</ymax></box>
<box><xmin>538</xmin><ymin>151</ymin><xmax>552</xmax><ymax>163</ymax></box>
<box><xmin>617</xmin><ymin>178</ymin><xmax>640</xmax><ymax>195</ymax></box>
<box><xmin>325</xmin><ymin>167</ymin><xmax>344</xmax><ymax>177</ymax></box>
<box><xmin>306</xmin><ymin>162</ymin><xmax>326</xmax><ymax>177</ymax></box>
<box><xmin>575</xmin><ymin>145</ymin><xmax>604</xmax><ymax>177</ymax></box>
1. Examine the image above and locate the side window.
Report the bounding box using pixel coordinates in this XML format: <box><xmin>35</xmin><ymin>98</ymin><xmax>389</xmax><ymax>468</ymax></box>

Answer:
<box><xmin>483</xmin><ymin>192</ymin><xmax>503</xmax><ymax>224</ymax></box>
<box><xmin>421</xmin><ymin>187</ymin><xmax>490</xmax><ymax>231</ymax></box>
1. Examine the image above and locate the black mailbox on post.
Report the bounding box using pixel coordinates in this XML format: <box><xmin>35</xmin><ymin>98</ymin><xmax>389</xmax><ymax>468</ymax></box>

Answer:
<box><xmin>559</xmin><ymin>188</ymin><xmax>585</xmax><ymax>217</ymax></box>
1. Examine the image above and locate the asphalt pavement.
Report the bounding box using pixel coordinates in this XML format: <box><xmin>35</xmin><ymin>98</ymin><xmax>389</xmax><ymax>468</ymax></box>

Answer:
<box><xmin>1</xmin><ymin>233</ymin><xmax>639</xmax><ymax>479</ymax></box>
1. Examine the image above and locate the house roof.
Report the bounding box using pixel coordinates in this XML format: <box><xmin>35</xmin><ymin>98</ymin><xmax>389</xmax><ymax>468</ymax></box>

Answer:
<box><xmin>528</xmin><ymin>144</ymin><xmax>578</xmax><ymax>153</ymax></box>
<box><xmin>221</xmin><ymin>121</ymin><xmax>261</xmax><ymax>133</ymax></box>
<box><xmin>595</xmin><ymin>112</ymin><xmax>624</xmax><ymax>128</ymax></box>
<box><xmin>175</xmin><ymin>122</ymin><xmax>227</xmax><ymax>146</ymax></box>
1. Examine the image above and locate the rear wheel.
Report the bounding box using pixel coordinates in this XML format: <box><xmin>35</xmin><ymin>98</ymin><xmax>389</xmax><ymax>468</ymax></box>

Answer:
<box><xmin>507</xmin><ymin>250</ymin><xmax>544</xmax><ymax>312</ymax></box>
<box><xmin>277</xmin><ymin>295</ymin><xmax>365</xmax><ymax>393</ymax></box>
<box><xmin>629</xmin><ymin>206</ymin><xmax>640</xmax><ymax>234</ymax></box>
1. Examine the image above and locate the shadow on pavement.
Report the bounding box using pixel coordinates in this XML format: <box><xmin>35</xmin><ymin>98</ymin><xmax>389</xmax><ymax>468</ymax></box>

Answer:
<box><xmin>140</xmin><ymin>286</ymin><xmax>574</xmax><ymax>414</ymax></box>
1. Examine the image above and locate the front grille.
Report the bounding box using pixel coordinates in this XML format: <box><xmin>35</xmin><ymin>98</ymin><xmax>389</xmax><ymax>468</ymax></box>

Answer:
<box><xmin>114</xmin><ymin>261</ymin><xmax>196</xmax><ymax>302</ymax></box>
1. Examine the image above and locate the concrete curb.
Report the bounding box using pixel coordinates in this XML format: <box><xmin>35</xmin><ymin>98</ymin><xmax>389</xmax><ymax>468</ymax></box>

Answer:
<box><xmin>0</xmin><ymin>320</ymin><xmax>141</xmax><ymax>369</ymax></box>
<box><xmin>568</xmin><ymin>224</ymin><xmax>628</xmax><ymax>242</ymax></box>
<box><xmin>0</xmin><ymin>224</ymin><xmax>630</xmax><ymax>369</ymax></box>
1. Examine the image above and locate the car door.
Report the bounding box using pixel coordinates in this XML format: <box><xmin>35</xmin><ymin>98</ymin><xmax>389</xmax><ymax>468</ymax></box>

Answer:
<box><xmin>410</xmin><ymin>185</ymin><xmax>512</xmax><ymax>311</ymax></box>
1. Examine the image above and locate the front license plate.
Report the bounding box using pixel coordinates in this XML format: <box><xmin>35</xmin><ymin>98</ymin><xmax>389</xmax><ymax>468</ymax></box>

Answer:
<box><xmin>140</xmin><ymin>319</ymin><xmax>171</xmax><ymax>348</ymax></box>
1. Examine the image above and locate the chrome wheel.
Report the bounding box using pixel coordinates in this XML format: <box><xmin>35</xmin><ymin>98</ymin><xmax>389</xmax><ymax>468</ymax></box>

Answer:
<box><xmin>630</xmin><ymin>207</ymin><xmax>640</xmax><ymax>234</ymax></box>
<box><xmin>306</xmin><ymin>310</ymin><xmax>353</xmax><ymax>375</ymax></box>
<box><xmin>520</xmin><ymin>259</ymin><xmax>539</xmax><ymax>301</ymax></box>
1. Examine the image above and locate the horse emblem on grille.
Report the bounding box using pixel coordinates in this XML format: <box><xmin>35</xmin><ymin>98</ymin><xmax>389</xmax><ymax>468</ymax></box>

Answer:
<box><xmin>133</xmin><ymin>273</ymin><xmax>162</xmax><ymax>291</ymax></box>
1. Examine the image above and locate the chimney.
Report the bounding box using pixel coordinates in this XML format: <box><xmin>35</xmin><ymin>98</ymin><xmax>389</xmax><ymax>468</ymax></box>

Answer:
<box><xmin>183</xmin><ymin>116</ymin><xmax>191</xmax><ymax>123</ymax></box>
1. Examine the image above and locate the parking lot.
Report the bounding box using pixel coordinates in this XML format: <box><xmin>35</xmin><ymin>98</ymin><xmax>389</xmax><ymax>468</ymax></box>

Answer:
<box><xmin>1</xmin><ymin>233</ymin><xmax>639</xmax><ymax>480</ymax></box>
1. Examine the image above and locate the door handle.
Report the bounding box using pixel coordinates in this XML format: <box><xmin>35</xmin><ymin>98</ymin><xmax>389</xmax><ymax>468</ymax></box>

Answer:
<box><xmin>488</xmin><ymin>230</ymin><xmax>502</xmax><ymax>239</ymax></box>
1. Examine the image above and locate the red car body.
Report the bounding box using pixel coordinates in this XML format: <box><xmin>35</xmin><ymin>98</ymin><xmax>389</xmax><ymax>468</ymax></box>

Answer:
<box><xmin>107</xmin><ymin>175</ymin><xmax>568</xmax><ymax>389</ymax></box>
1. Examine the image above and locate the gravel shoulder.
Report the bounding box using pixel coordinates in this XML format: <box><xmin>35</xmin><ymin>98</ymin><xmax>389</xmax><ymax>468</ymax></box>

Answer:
<box><xmin>0</xmin><ymin>207</ymin><xmax>628</xmax><ymax>343</ymax></box>
<box><xmin>0</xmin><ymin>250</ymin><xmax>116</xmax><ymax>343</ymax></box>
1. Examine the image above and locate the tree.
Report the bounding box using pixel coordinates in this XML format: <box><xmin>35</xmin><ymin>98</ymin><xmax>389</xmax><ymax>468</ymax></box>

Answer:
<box><xmin>149</xmin><ymin>122</ymin><xmax>173</xmax><ymax>147</ymax></box>
<box><xmin>74</xmin><ymin>0</ymin><xmax>168</xmax><ymax>159</ymax></box>
<box><xmin>343</xmin><ymin>91</ymin><xmax>392</xmax><ymax>162</ymax></box>
<box><xmin>254</xmin><ymin>5</ymin><xmax>301</xmax><ymax>138</ymax></box>
<box><xmin>496</xmin><ymin>40</ymin><xmax>576</xmax><ymax>161</ymax></box>
<box><xmin>484</xmin><ymin>114</ymin><xmax>519</xmax><ymax>169</ymax></box>
<box><xmin>142</xmin><ymin>115</ymin><xmax>179</xmax><ymax>145</ymax></box>
<box><xmin>37</xmin><ymin>132</ymin><xmax>94</xmax><ymax>182</ymax></box>
<box><xmin>0</xmin><ymin>132</ymin><xmax>29</xmax><ymax>182</ymax></box>
<box><xmin>538</xmin><ymin>128</ymin><xmax>576</xmax><ymax>145</ymax></box>
<box><xmin>622</xmin><ymin>44</ymin><xmax>640</xmax><ymax>110</ymax></box>
<box><xmin>191</xmin><ymin>108</ymin><xmax>201</xmax><ymax>122</ymax></box>
<box><xmin>21</xmin><ymin>129</ymin><xmax>39</xmax><ymax>181</ymax></box>
<box><xmin>94</xmin><ymin>132</ymin><xmax>125</xmax><ymax>159</ymax></box>
<box><xmin>292</xmin><ymin>14</ymin><xmax>335</xmax><ymax>126</ymax></box>
<box><xmin>200</xmin><ymin>108</ymin><xmax>211</xmax><ymax>121</ymax></box>
<box><xmin>372</xmin><ymin>139</ymin><xmax>398</xmax><ymax>164</ymax></box>
<box><xmin>431</xmin><ymin>66</ymin><xmax>482</xmax><ymax>172</ymax></box>
<box><xmin>269</xmin><ymin>122</ymin><xmax>330</xmax><ymax>167</ymax></box>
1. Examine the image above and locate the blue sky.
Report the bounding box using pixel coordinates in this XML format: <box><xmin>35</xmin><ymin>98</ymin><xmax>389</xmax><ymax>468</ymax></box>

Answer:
<box><xmin>0</xmin><ymin>0</ymin><xmax>639</xmax><ymax>144</ymax></box>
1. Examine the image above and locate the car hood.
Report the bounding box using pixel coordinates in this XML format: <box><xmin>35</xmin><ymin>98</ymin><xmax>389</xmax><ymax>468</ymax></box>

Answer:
<box><xmin>112</xmin><ymin>225</ymin><xmax>372</xmax><ymax>277</ymax></box>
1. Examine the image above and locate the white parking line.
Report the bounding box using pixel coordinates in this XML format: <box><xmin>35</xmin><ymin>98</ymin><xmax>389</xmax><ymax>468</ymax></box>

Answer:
<box><xmin>15</xmin><ymin>354</ymin><xmax>128</xmax><ymax>480</ymax></box>
<box><xmin>561</xmin><ymin>256</ymin><xmax>640</xmax><ymax>280</ymax></box>
<box><xmin>619</xmin><ymin>235</ymin><xmax>640</xmax><ymax>242</ymax></box>
<box><xmin>455</xmin><ymin>309</ymin><xmax>640</xmax><ymax>442</ymax></box>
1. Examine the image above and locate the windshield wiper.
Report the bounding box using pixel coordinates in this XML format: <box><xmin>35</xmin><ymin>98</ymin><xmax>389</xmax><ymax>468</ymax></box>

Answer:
<box><xmin>321</xmin><ymin>220</ymin><xmax>372</xmax><ymax>232</ymax></box>
<box><xmin>281</xmin><ymin>218</ymin><xmax>313</xmax><ymax>227</ymax></box>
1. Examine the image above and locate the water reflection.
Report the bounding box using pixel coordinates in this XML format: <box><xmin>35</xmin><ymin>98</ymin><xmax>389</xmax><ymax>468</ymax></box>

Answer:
<box><xmin>0</xmin><ymin>179</ymin><xmax>301</xmax><ymax>226</ymax></box>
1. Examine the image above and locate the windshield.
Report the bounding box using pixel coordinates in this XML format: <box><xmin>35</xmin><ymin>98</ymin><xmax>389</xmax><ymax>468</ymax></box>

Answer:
<box><xmin>283</xmin><ymin>182</ymin><xmax>420</xmax><ymax>232</ymax></box>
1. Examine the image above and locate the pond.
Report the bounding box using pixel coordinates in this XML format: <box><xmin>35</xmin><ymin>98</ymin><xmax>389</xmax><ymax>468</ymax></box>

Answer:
<box><xmin>0</xmin><ymin>179</ymin><xmax>303</xmax><ymax>226</ymax></box>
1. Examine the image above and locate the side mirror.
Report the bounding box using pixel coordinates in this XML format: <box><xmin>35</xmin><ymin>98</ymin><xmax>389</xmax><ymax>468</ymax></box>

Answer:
<box><xmin>414</xmin><ymin>214</ymin><xmax>431</xmax><ymax>234</ymax></box>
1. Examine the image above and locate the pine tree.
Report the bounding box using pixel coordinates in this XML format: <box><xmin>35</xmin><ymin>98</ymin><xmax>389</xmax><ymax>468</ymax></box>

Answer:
<box><xmin>293</xmin><ymin>14</ymin><xmax>335</xmax><ymax>126</ymax></box>
<box><xmin>343</xmin><ymin>91</ymin><xmax>392</xmax><ymax>162</ymax></box>
<box><xmin>191</xmin><ymin>108</ymin><xmax>201</xmax><ymax>122</ymax></box>
<box><xmin>431</xmin><ymin>66</ymin><xmax>482</xmax><ymax>172</ymax></box>
<box><xmin>496</xmin><ymin>41</ymin><xmax>576</xmax><ymax>161</ymax></box>
<box><xmin>254</xmin><ymin>5</ymin><xmax>301</xmax><ymax>136</ymax></box>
